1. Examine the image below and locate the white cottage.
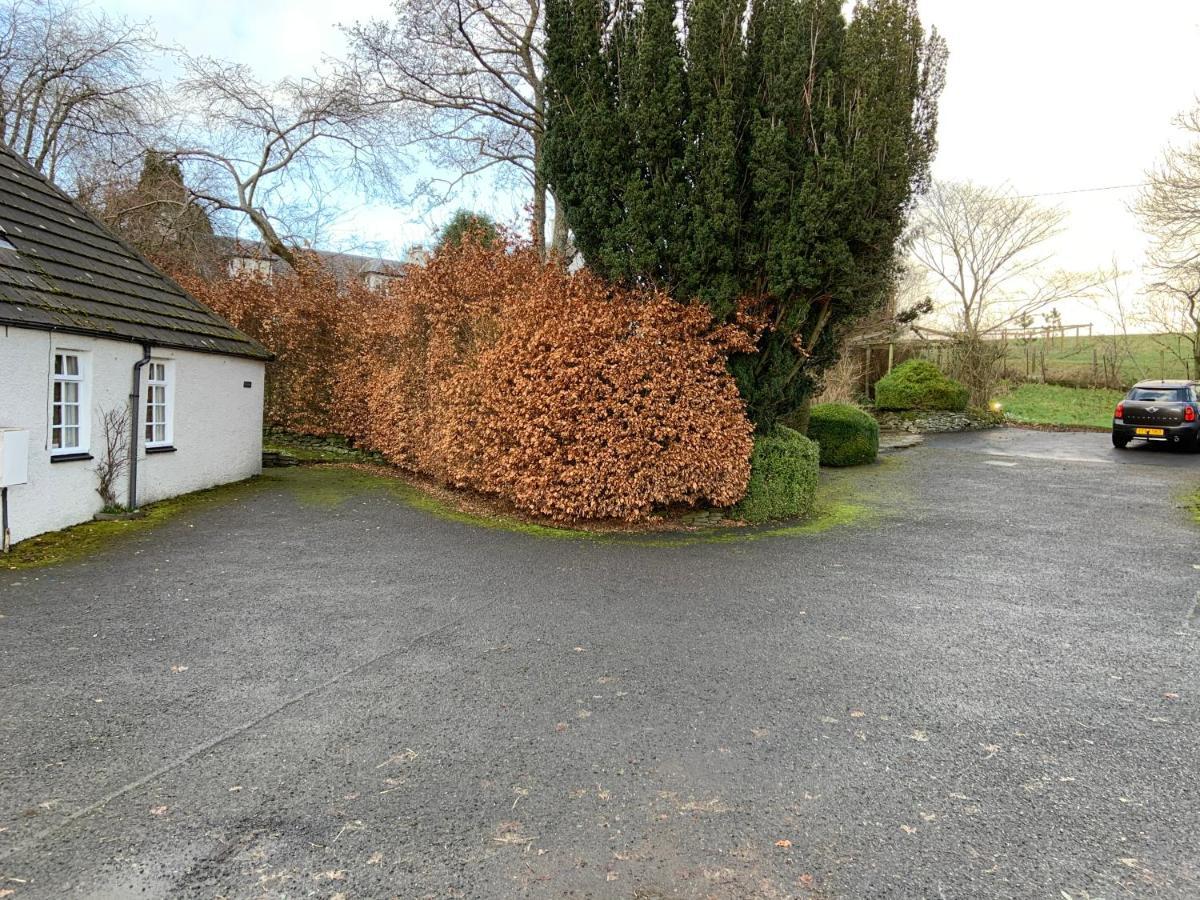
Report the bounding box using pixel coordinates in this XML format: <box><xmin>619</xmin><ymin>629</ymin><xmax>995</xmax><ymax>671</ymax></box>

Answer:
<box><xmin>0</xmin><ymin>142</ymin><xmax>270</xmax><ymax>546</ymax></box>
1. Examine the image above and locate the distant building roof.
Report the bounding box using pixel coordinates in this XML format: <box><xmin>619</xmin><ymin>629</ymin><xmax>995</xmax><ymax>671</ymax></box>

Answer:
<box><xmin>212</xmin><ymin>235</ymin><xmax>427</xmax><ymax>283</ymax></box>
<box><xmin>0</xmin><ymin>142</ymin><xmax>271</xmax><ymax>360</ymax></box>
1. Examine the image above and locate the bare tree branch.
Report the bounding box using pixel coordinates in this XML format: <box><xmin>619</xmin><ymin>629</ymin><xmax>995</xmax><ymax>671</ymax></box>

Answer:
<box><xmin>0</xmin><ymin>0</ymin><xmax>162</xmax><ymax>192</ymax></box>
<box><xmin>161</xmin><ymin>55</ymin><xmax>402</xmax><ymax>269</ymax></box>
<box><xmin>1137</xmin><ymin>102</ymin><xmax>1200</xmax><ymax>377</ymax></box>
<box><xmin>908</xmin><ymin>180</ymin><xmax>1101</xmax><ymax>401</ymax></box>
<box><xmin>344</xmin><ymin>0</ymin><xmax>564</xmax><ymax>258</ymax></box>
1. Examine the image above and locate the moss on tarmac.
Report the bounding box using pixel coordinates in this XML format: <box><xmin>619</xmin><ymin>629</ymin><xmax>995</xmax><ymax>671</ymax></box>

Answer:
<box><xmin>3</xmin><ymin>457</ymin><xmax>904</xmax><ymax>570</ymax></box>
<box><xmin>1</xmin><ymin>476</ymin><xmax>272</xmax><ymax>571</ymax></box>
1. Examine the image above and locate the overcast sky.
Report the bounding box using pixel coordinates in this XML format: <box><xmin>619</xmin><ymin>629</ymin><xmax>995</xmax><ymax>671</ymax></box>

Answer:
<box><xmin>109</xmin><ymin>0</ymin><xmax>1200</xmax><ymax>323</ymax></box>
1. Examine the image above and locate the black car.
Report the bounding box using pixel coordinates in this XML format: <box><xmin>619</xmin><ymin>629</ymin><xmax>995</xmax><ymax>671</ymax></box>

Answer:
<box><xmin>1112</xmin><ymin>379</ymin><xmax>1200</xmax><ymax>449</ymax></box>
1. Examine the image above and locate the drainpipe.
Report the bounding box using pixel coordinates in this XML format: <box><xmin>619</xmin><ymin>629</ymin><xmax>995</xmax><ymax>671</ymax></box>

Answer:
<box><xmin>128</xmin><ymin>344</ymin><xmax>152</xmax><ymax>510</ymax></box>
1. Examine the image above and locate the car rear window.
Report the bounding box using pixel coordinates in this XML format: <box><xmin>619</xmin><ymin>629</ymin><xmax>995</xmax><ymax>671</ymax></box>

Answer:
<box><xmin>1128</xmin><ymin>387</ymin><xmax>1189</xmax><ymax>402</ymax></box>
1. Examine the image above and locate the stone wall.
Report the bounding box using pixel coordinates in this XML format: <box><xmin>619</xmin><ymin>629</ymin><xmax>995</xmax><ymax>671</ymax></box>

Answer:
<box><xmin>872</xmin><ymin>408</ymin><xmax>1004</xmax><ymax>434</ymax></box>
<box><xmin>263</xmin><ymin>427</ymin><xmax>387</xmax><ymax>462</ymax></box>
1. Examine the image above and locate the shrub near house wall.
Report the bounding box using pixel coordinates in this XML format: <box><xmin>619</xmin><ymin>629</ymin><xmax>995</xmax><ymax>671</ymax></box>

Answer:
<box><xmin>344</xmin><ymin>242</ymin><xmax>757</xmax><ymax>522</ymax></box>
<box><xmin>733</xmin><ymin>426</ymin><xmax>820</xmax><ymax>523</ymax></box>
<box><xmin>807</xmin><ymin>403</ymin><xmax>879</xmax><ymax>466</ymax></box>
<box><xmin>185</xmin><ymin>242</ymin><xmax>757</xmax><ymax>523</ymax></box>
<box><xmin>874</xmin><ymin>359</ymin><xmax>969</xmax><ymax>412</ymax></box>
<box><xmin>178</xmin><ymin>258</ymin><xmax>374</xmax><ymax>435</ymax></box>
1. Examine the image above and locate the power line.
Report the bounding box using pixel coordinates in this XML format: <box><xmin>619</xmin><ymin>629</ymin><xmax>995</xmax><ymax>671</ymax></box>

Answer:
<box><xmin>1011</xmin><ymin>182</ymin><xmax>1148</xmax><ymax>199</ymax></box>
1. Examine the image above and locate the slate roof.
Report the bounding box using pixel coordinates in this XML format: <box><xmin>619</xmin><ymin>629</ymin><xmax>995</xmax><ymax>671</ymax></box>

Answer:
<box><xmin>0</xmin><ymin>142</ymin><xmax>271</xmax><ymax>360</ymax></box>
<box><xmin>212</xmin><ymin>235</ymin><xmax>428</xmax><ymax>281</ymax></box>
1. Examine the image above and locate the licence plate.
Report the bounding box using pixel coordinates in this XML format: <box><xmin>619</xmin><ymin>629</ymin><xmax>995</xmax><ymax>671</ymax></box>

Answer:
<box><xmin>1136</xmin><ymin>427</ymin><xmax>1165</xmax><ymax>436</ymax></box>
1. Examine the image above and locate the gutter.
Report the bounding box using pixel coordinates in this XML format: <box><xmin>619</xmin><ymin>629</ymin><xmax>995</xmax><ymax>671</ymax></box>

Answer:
<box><xmin>128</xmin><ymin>344</ymin><xmax>152</xmax><ymax>510</ymax></box>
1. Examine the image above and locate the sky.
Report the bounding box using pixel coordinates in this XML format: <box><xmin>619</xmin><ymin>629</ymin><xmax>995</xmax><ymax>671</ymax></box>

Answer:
<box><xmin>106</xmin><ymin>0</ymin><xmax>1200</xmax><ymax>324</ymax></box>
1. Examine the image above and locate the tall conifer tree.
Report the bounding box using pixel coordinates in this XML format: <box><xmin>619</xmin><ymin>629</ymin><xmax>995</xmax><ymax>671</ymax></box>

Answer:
<box><xmin>543</xmin><ymin>0</ymin><xmax>946</xmax><ymax>429</ymax></box>
<box><xmin>680</xmin><ymin>0</ymin><xmax>749</xmax><ymax>318</ymax></box>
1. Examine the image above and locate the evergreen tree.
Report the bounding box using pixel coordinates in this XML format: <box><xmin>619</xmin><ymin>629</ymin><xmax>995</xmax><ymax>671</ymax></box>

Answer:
<box><xmin>437</xmin><ymin>209</ymin><xmax>501</xmax><ymax>250</ymax></box>
<box><xmin>543</xmin><ymin>0</ymin><xmax>625</xmax><ymax>273</ymax></box>
<box><xmin>608</xmin><ymin>0</ymin><xmax>689</xmax><ymax>287</ymax></box>
<box><xmin>543</xmin><ymin>0</ymin><xmax>946</xmax><ymax>429</ymax></box>
<box><xmin>680</xmin><ymin>0</ymin><xmax>749</xmax><ymax>318</ymax></box>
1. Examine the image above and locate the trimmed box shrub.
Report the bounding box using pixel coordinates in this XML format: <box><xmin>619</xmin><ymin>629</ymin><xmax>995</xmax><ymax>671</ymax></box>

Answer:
<box><xmin>874</xmin><ymin>359</ymin><xmax>968</xmax><ymax>412</ymax></box>
<box><xmin>734</xmin><ymin>426</ymin><xmax>819</xmax><ymax>523</ymax></box>
<box><xmin>807</xmin><ymin>403</ymin><xmax>879</xmax><ymax>466</ymax></box>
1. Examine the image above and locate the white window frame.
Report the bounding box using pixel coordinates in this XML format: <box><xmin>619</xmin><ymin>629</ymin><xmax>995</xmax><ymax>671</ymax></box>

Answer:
<box><xmin>50</xmin><ymin>349</ymin><xmax>90</xmax><ymax>455</ymax></box>
<box><xmin>144</xmin><ymin>359</ymin><xmax>174</xmax><ymax>448</ymax></box>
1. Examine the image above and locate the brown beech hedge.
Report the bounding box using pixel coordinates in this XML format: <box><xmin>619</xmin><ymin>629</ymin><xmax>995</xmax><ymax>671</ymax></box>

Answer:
<box><xmin>185</xmin><ymin>241</ymin><xmax>755</xmax><ymax>522</ymax></box>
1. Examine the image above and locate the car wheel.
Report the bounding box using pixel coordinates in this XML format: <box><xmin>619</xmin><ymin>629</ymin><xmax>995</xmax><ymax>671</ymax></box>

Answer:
<box><xmin>1112</xmin><ymin>432</ymin><xmax>1130</xmax><ymax>449</ymax></box>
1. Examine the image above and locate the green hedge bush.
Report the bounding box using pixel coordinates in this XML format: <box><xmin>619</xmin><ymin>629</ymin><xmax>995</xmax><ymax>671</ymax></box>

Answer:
<box><xmin>807</xmin><ymin>403</ymin><xmax>879</xmax><ymax>466</ymax></box>
<box><xmin>733</xmin><ymin>426</ymin><xmax>819</xmax><ymax>523</ymax></box>
<box><xmin>874</xmin><ymin>359</ymin><xmax>968</xmax><ymax>411</ymax></box>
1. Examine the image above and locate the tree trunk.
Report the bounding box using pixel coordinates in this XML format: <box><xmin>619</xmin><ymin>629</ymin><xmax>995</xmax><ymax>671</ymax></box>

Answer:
<box><xmin>532</xmin><ymin>134</ymin><xmax>547</xmax><ymax>262</ymax></box>
<box><xmin>550</xmin><ymin>191</ymin><xmax>569</xmax><ymax>260</ymax></box>
<box><xmin>246</xmin><ymin>206</ymin><xmax>299</xmax><ymax>270</ymax></box>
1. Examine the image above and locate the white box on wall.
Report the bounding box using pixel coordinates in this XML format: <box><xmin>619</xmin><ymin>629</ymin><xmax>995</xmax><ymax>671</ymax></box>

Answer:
<box><xmin>0</xmin><ymin>428</ymin><xmax>30</xmax><ymax>487</ymax></box>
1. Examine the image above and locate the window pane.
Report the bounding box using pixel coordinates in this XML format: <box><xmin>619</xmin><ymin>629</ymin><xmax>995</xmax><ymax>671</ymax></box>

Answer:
<box><xmin>63</xmin><ymin>404</ymin><xmax>78</xmax><ymax>427</ymax></box>
<box><xmin>63</xmin><ymin>381</ymin><xmax>78</xmax><ymax>404</ymax></box>
<box><xmin>65</xmin><ymin>355</ymin><xmax>78</xmax><ymax>376</ymax></box>
<box><xmin>154</xmin><ymin>423</ymin><xmax>165</xmax><ymax>442</ymax></box>
<box><xmin>54</xmin><ymin>354</ymin><xmax>63</xmax><ymax>375</ymax></box>
<box><xmin>51</xmin><ymin>428</ymin><xmax>62</xmax><ymax>449</ymax></box>
<box><xmin>64</xmin><ymin>426</ymin><xmax>78</xmax><ymax>448</ymax></box>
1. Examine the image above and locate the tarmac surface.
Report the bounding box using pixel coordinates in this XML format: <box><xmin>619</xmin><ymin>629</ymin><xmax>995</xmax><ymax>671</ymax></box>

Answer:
<box><xmin>0</xmin><ymin>428</ymin><xmax>1197</xmax><ymax>898</ymax></box>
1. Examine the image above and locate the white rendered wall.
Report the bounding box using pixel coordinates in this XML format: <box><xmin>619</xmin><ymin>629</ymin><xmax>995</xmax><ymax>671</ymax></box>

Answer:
<box><xmin>0</xmin><ymin>325</ymin><xmax>264</xmax><ymax>544</ymax></box>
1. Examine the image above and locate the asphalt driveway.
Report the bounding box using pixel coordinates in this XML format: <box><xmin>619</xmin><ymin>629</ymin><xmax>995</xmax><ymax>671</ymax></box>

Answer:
<box><xmin>0</xmin><ymin>429</ymin><xmax>1197</xmax><ymax>898</ymax></box>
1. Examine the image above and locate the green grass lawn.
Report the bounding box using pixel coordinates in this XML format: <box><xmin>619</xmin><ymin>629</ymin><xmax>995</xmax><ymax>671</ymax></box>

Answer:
<box><xmin>909</xmin><ymin>333</ymin><xmax>1195</xmax><ymax>387</ymax></box>
<box><xmin>996</xmin><ymin>382</ymin><xmax>1124</xmax><ymax>430</ymax></box>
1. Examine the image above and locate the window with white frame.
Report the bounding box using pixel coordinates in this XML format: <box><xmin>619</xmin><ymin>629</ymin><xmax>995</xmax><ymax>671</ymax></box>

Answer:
<box><xmin>51</xmin><ymin>351</ymin><xmax>87</xmax><ymax>454</ymax></box>
<box><xmin>144</xmin><ymin>361</ymin><xmax>172</xmax><ymax>447</ymax></box>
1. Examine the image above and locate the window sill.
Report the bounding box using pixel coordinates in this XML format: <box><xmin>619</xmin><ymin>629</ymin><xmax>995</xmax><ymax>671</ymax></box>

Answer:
<box><xmin>145</xmin><ymin>445</ymin><xmax>176</xmax><ymax>455</ymax></box>
<box><xmin>50</xmin><ymin>452</ymin><xmax>93</xmax><ymax>463</ymax></box>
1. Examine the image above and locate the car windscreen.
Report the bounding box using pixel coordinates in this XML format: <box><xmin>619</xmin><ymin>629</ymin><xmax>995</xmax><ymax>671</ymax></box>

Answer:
<box><xmin>1128</xmin><ymin>388</ymin><xmax>1189</xmax><ymax>402</ymax></box>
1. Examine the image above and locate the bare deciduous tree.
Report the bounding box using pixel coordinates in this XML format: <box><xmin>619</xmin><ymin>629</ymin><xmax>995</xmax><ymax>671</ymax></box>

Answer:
<box><xmin>346</xmin><ymin>0</ymin><xmax>567</xmax><ymax>260</ymax></box>
<box><xmin>0</xmin><ymin>0</ymin><xmax>160</xmax><ymax>188</ymax></box>
<box><xmin>909</xmin><ymin>180</ymin><xmax>1099</xmax><ymax>401</ymax></box>
<box><xmin>95</xmin><ymin>405</ymin><xmax>129</xmax><ymax>510</ymax></box>
<box><xmin>1137</xmin><ymin>104</ymin><xmax>1200</xmax><ymax>378</ymax></box>
<box><xmin>165</xmin><ymin>56</ymin><xmax>397</xmax><ymax>269</ymax></box>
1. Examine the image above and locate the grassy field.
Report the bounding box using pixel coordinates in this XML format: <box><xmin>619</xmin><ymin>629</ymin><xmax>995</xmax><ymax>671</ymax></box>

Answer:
<box><xmin>995</xmin><ymin>382</ymin><xmax>1124</xmax><ymax>430</ymax></box>
<box><xmin>911</xmin><ymin>333</ymin><xmax>1195</xmax><ymax>388</ymax></box>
